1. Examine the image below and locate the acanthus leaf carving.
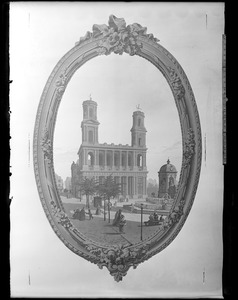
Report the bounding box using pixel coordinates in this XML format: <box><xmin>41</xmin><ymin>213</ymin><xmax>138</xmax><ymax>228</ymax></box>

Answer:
<box><xmin>85</xmin><ymin>242</ymin><xmax>150</xmax><ymax>281</ymax></box>
<box><xmin>55</xmin><ymin>70</ymin><xmax>68</xmax><ymax>101</ymax></box>
<box><xmin>183</xmin><ymin>128</ymin><xmax>196</xmax><ymax>168</ymax></box>
<box><xmin>50</xmin><ymin>200</ymin><xmax>73</xmax><ymax>230</ymax></box>
<box><xmin>41</xmin><ymin>128</ymin><xmax>53</xmax><ymax>166</ymax></box>
<box><xmin>76</xmin><ymin>15</ymin><xmax>160</xmax><ymax>56</ymax></box>
<box><xmin>162</xmin><ymin>198</ymin><xmax>186</xmax><ymax>230</ymax></box>
<box><xmin>168</xmin><ymin>67</ymin><xmax>185</xmax><ymax>101</ymax></box>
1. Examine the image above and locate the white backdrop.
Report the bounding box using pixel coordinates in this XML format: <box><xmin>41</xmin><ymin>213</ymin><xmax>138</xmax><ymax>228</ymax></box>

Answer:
<box><xmin>10</xmin><ymin>2</ymin><xmax>224</xmax><ymax>298</ymax></box>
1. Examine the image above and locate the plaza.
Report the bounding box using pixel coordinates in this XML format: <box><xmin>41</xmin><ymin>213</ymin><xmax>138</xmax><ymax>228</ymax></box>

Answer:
<box><xmin>61</xmin><ymin>196</ymin><xmax>165</xmax><ymax>246</ymax></box>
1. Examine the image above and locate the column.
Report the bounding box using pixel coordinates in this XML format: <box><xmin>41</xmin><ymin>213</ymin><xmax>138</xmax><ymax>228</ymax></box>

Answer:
<box><xmin>121</xmin><ymin>176</ymin><xmax>124</xmax><ymax>195</ymax></box>
<box><xmin>85</xmin><ymin>127</ymin><xmax>87</xmax><ymax>142</ymax></box>
<box><xmin>119</xmin><ymin>151</ymin><xmax>121</xmax><ymax>168</ymax></box>
<box><xmin>126</xmin><ymin>151</ymin><xmax>128</xmax><ymax>168</ymax></box>
<box><xmin>112</xmin><ymin>150</ymin><xmax>115</xmax><ymax>167</ymax></box>
<box><xmin>125</xmin><ymin>176</ymin><xmax>128</xmax><ymax>195</ymax></box>
<box><xmin>144</xmin><ymin>176</ymin><xmax>147</xmax><ymax>196</ymax></box>
<box><xmin>96</xmin><ymin>128</ymin><xmax>98</xmax><ymax>143</ymax></box>
<box><xmin>134</xmin><ymin>176</ymin><xmax>137</xmax><ymax>195</ymax></box>
<box><xmin>131</xmin><ymin>176</ymin><xmax>134</xmax><ymax>196</ymax></box>
<box><xmin>84</xmin><ymin>149</ymin><xmax>87</xmax><ymax>165</ymax></box>
<box><xmin>96</xmin><ymin>149</ymin><xmax>99</xmax><ymax>167</ymax></box>
<box><xmin>104</xmin><ymin>150</ymin><xmax>106</xmax><ymax>167</ymax></box>
<box><xmin>143</xmin><ymin>152</ymin><xmax>146</xmax><ymax>168</ymax></box>
<box><xmin>118</xmin><ymin>176</ymin><xmax>121</xmax><ymax>195</ymax></box>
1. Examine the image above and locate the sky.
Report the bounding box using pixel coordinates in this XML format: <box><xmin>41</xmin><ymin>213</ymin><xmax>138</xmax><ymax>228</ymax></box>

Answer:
<box><xmin>10</xmin><ymin>2</ymin><xmax>224</xmax><ymax>298</ymax></box>
<box><xmin>54</xmin><ymin>52</ymin><xmax>182</xmax><ymax>182</ymax></box>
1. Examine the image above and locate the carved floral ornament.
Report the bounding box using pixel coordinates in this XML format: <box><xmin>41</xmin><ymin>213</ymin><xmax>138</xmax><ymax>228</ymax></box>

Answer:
<box><xmin>34</xmin><ymin>15</ymin><xmax>202</xmax><ymax>281</ymax></box>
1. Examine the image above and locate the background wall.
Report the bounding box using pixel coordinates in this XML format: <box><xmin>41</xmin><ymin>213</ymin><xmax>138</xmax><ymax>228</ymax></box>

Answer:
<box><xmin>10</xmin><ymin>2</ymin><xmax>224</xmax><ymax>298</ymax></box>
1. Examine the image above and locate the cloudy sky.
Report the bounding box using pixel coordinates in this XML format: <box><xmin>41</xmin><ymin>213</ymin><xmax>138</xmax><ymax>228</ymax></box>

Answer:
<box><xmin>10</xmin><ymin>2</ymin><xmax>224</xmax><ymax>298</ymax></box>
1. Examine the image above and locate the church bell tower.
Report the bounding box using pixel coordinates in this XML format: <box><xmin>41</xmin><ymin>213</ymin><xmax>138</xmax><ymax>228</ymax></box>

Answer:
<box><xmin>130</xmin><ymin>108</ymin><xmax>147</xmax><ymax>147</ymax></box>
<box><xmin>81</xmin><ymin>96</ymin><xmax>100</xmax><ymax>145</ymax></box>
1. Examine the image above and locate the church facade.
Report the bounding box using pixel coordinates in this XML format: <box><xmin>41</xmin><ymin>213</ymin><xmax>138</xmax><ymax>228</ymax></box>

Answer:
<box><xmin>71</xmin><ymin>97</ymin><xmax>148</xmax><ymax>199</ymax></box>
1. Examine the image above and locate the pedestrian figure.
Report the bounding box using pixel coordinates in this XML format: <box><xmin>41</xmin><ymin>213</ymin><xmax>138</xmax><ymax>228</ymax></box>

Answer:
<box><xmin>118</xmin><ymin>214</ymin><xmax>126</xmax><ymax>233</ymax></box>
<box><xmin>72</xmin><ymin>208</ymin><xmax>80</xmax><ymax>219</ymax></box>
<box><xmin>149</xmin><ymin>213</ymin><xmax>154</xmax><ymax>222</ymax></box>
<box><xmin>131</xmin><ymin>203</ymin><xmax>134</xmax><ymax>212</ymax></box>
<box><xmin>79</xmin><ymin>207</ymin><xmax>86</xmax><ymax>221</ymax></box>
<box><xmin>153</xmin><ymin>211</ymin><xmax>158</xmax><ymax>221</ymax></box>
<box><xmin>95</xmin><ymin>205</ymin><xmax>101</xmax><ymax>215</ymax></box>
<box><xmin>87</xmin><ymin>208</ymin><xmax>93</xmax><ymax>220</ymax></box>
<box><xmin>112</xmin><ymin>209</ymin><xmax>122</xmax><ymax>226</ymax></box>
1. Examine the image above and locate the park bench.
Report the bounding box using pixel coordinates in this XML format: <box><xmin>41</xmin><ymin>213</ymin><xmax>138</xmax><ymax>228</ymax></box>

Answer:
<box><xmin>144</xmin><ymin>219</ymin><xmax>162</xmax><ymax>226</ymax></box>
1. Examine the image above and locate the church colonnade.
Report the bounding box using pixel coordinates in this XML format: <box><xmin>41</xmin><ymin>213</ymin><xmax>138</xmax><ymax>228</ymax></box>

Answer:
<box><xmin>83</xmin><ymin>147</ymin><xmax>146</xmax><ymax>170</ymax></box>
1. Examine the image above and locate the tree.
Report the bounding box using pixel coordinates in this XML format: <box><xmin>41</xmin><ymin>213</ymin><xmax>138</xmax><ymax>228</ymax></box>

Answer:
<box><xmin>97</xmin><ymin>175</ymin><xmax>121</xmax><ymax>223</ymax></box>
<box><xmin>79</xmin><ymin>177</ymin><xmax>98</xmax><ymax>208</ymax></box>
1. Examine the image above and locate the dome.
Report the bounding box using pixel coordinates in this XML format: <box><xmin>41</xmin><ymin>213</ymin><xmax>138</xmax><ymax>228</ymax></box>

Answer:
<box><xmin>159</xmin><ymin>159</ymin><xmax>177</xmax><ymax>173</ymax></box>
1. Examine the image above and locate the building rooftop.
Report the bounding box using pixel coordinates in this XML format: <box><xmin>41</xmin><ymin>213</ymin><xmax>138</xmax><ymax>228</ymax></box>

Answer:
<box><xmin>159</xmin><ymin>159</ymin><xmax>177</xmax><ymax>173</ymax></box>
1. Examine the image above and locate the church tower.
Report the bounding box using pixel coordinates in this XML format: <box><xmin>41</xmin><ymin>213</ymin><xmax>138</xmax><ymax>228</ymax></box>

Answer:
<box><xmin>81</xmin><ymin>96</ymin><xmax>100</xmax><ymax>145</ymax></box>
<box><xmin>130</xmin><ymin>109</ymin><xmax>147</xmax><ymax>147</ymax></box>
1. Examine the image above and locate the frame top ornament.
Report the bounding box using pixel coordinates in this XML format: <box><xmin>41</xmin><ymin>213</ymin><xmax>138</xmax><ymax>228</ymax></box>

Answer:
<box><xmin>76</xmin><ymin>14</ymin><xmax>160</xmax><ymax>56</ymax></box>
<box><xmin>34</xmin><ymin>15</ymin><xmax>202</xmax><ymax>282</ymax></box>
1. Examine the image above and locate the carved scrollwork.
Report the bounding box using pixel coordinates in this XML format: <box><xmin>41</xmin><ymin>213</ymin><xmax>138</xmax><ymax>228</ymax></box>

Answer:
<box><xmin>41</xmin><ymin>129</ymin><xmax>53</xmax><ymax>166</ymax></box>
<box><xmin>55</xmin><ymin>70</ymin><xmax>68</xmax><ymax>102</ymax></box>
<box><xmin>162</xmin><ymin>198</ymin><xmax>186</xmax><ymax>230</ymax></box>
<box><xmin>76</xmin><ymin>15</ymin><xmax>159</xmax><ymax>56</ymax></box>
<box><xmin>168</xmin><ymin>67</ymin><xmax>185</xmax><ymax>101</ymax></box>
<box><xmin>50</xmin><ymin>200</ymin><xmax>73</xmax><ymax>230</ymax></box>
<box><xmin>183</xmin><ymin>128</ymin><xmax>196</xmax><ymax>168</ymax></box>
<box><xmin>85</xmin><ymin>242</ymin><xmax>150</xmax><ymax>281</ymax></box>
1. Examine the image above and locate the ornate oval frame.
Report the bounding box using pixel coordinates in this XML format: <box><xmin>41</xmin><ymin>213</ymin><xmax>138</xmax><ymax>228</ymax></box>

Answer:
<box><xmin>33</xmin><ymin>15</ymin><xmax>202</xmax><ymax>282</ymax></box>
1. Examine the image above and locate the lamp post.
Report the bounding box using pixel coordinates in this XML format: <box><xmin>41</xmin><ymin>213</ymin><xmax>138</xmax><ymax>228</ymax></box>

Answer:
<box><xmin>140</xmin><ymin>203</ymin><xmax>143</xmax><ymax>241</ymax></box>
<box><xmin>108</xmin><ymin>199</ymin><xmax>111</xmax><ymax>223</ymax></box>
<box><xmin>104</xmin><ymin>198</ymin><xmax>106</xmax><ymax>221</ymax></box>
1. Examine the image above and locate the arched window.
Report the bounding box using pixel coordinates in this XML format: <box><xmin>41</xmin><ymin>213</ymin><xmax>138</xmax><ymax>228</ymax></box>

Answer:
<box><xmin>138</xmin><ymin>137</ymin><xmax>141</xmax><ymax>146</ymax></box>
<box><xmin>169</xmin><ymin>176</ymin><xmax>174</xmax><ymax>187</ymax></box>
<box><xmin>87</xmin><ymin>152</ymin><xmax>94</xmax><ymax>166</ymax></box>
<box><xmin>88</xmin><ymin>130</ymin><xmax>94</xmax><ymax>143</ymax></box>
<box><xmin>138</xmin><ymin>118</ymin><xmax>141</xmax><ymax>126</ymax></box>
<box><xmin>137</xmin><ymin>154</ymin><xmax>143</xmax><ymax>167</ymax></box>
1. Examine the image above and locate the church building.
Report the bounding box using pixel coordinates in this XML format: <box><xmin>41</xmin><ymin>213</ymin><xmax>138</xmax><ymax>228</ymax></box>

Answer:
<box><xmin>71</xmin><ymin>97</ymin><xmax>148</xmax><ymax>199</ymax></box>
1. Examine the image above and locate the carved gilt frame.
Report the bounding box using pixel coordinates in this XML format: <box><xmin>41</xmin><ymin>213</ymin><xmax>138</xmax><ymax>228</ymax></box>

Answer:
<box><xmin>33</xmin><ymin>15</ymin><xmax>202</xmax><ymax>281</ymax></box>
